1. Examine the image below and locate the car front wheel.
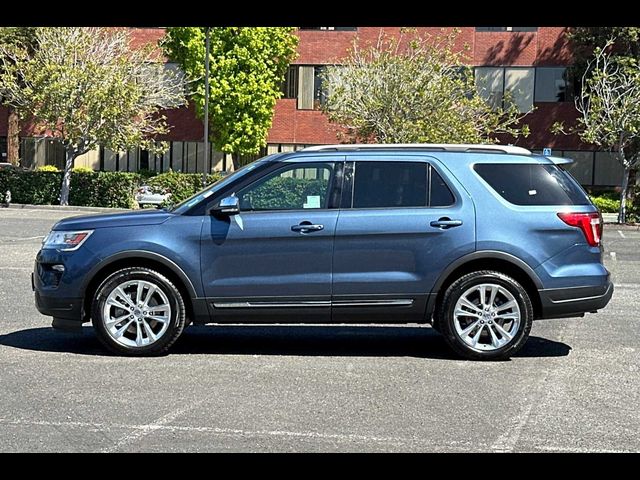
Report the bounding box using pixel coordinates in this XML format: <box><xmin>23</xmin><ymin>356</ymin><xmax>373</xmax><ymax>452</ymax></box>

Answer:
<box><xmin>437</xmin><ymin>270</ymin><xmax>533</xmax><ymax>361</ymax></box>
<box><xmin>91</xmin><ymin>267</ymin><xmax>186</xmax><ymax>356</ymax></box>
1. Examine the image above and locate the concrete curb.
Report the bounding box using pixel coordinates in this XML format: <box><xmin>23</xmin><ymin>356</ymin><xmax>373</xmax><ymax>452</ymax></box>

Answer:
<box><xmin>4</xmin><ymin>203</ymin><xmax>131</xmax><ymax>214</ymax></box>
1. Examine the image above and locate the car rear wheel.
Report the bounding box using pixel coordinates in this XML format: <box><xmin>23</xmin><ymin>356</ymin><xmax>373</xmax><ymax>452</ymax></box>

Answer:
<box><xmin>91</xmin><ymin>267</ymin><xmax>186</xmax><ymax>356</ymax></box>
<box><xmin>437</xmin><ymin>270</ymin><xmax>533</xmax><ymax>361</ymax></box>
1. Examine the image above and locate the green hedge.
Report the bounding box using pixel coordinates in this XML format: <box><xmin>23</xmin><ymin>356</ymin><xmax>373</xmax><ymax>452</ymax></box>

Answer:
<box><xmin>589</xmin><ymin>194</ymin><xmax>621</xmax><ymax>213</ymax></box>
<box><xmin>0</xmin><ymin>170</ymin><xmax>141</xmax><ymax>208</ymax></box>
<box><xmin>0</xmin><ymin>169</ymin><xmax>226</xmax><ymax>208</ymax></box>
<box><xmin>147</xmin><ymin>171</ymin><xmax>223</xmax><ymax>204</ymax></box>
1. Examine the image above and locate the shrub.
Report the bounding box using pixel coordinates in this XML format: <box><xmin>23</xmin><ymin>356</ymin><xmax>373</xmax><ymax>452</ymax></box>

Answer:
<box><xmin>147</xmin><ymin>170</ymin><xmax>223</xmax><ymax>204</ymax></box>
<box><xmin>0</xmin><ymin>170</ymin><xmax>62</xmax><ymax>204</ymax></box>
<box><xmin>35</xmin><ymin>165</ymin><xmax>60</xmax><ymax>172</ymax></box>
<box><xmin>0</xmin><ymin>169</ymin><xmax>223</xmax><ymax>209</ymax></box>
<box><xmin>589</xmin><ymin>194</ymin><xmax>620</xmax><ymax>213</ymax></box>
<box><xmin>0</xmin><ymin>169</ymin><xmax>140</xmax><ymax>208</ymax></box>
<box><xmin>137</xmin><ymin>169</ymin><xmax>158</xmax><ymax>180</ymax></box>
<box><xmin>72</xmin><ymin>166</ymin><xmax>94</xmax><ymax>173</ymax></box>
<box><xmin>92</xmin><ymin>172</ymin><xmax>141</xmax><ymax>209</ymax></box>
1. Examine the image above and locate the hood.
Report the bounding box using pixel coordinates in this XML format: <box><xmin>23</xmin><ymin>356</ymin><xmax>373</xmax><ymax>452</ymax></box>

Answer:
<box><xmin>52</xmin><ymin>209</ymin><xmax>174</xmax><ymax>231</ymax></box>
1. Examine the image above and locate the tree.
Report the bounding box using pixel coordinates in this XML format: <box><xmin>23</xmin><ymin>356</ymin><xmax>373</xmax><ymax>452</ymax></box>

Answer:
<box><xmin>554</xmin><ymin>41</ymin><xmax>640</xmax><ymax>223</ymax></box>
<box><xmin>0</xmin><ymin>27</ymin><xmax>37</xmax><ymax>166</ymax></box>
<box><xmin>320</xmin><ymin>30</ymin><xmax>530</xmax><ymax>144</ymax></box>
<box><xmin>0</xmin><ymin>27</ymin><xmax>186</xmax><ymax>205</ymax></box>
<box><xmin>562</xmin><ymin>28</ymin><xmax>640</xmax><ymax>224</ymax></box>
<box><xmin>162</xmin><ymin>27</ymin><xmax>298</xmax><ymax>170</ymax></box>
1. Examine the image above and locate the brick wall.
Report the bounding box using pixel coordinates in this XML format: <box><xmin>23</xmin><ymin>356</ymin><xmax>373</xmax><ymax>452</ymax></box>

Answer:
<box><xmin>275</xmin><ymin>27</ymin><xmax>582</xmax><ymax>147</ymax></box>
<box><xmin>0</xmin><ymin>27</ymin><xmax>590</xmax><ymax>155</ymax></box>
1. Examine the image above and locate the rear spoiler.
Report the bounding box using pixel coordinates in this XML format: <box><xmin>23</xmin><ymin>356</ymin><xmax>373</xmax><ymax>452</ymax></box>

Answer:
<box><xmin>546</xmin><ymin>156</ymin><xmax>574</xmax><ymax>165</ymax></box>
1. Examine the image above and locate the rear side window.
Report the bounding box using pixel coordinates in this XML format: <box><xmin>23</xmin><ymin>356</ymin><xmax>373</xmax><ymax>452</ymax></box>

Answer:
<box><xmin>352</xmin><ymin>161</ymin><xmax>455</xmax><ymax>208</ymax></box>
<box><xmin>430</xmin><ymin>168</ymin><xmax>456</xmax><ymax>207</ymax></box>
<box><xmin>474</xmin><ymin>163</ymin><xmax>590</xmax><ymax>206</ymax></box>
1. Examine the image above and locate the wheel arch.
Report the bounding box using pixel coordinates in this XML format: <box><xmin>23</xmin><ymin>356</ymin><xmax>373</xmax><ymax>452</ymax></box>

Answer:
<box><xmin>427</xmin><ymin>251</ymin><xmax>543</xmax><ymax>325</ymax></box>
<box><xmin>81</xmin><ymin>251</ymin><xmax>198</xmax><ymax>323</ymax></box>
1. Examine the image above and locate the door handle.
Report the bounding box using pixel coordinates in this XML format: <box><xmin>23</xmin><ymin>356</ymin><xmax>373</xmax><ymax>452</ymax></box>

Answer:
<box><xmin>430</xmin><ymin>218</ymin><xmax>463</xmax><ymax>230</ymax></box>
<box><xmin>291</xmin><ymin>222</ymin><xmax>324</xmax><ymax>233</ymax></box>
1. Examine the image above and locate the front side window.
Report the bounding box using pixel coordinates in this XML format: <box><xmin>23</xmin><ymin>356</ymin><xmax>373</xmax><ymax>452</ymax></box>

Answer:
<box><xmin>236</xmin><ymin>163</ymin><xmax>335</xmax><ymax>211</ymax></box>
<box><xmin>474</xmin><ymin>163</ymin><xmax>591</xmax><ymax>206</ymax></box>
<box><xmin>352</xmin><ymin>161</ymin><xmax>455</xmax><ymax>208</ymax></box>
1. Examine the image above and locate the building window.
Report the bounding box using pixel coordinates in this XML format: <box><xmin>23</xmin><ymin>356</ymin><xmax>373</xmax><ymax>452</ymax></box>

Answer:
<box><xmin>298</xmin><ymin>27</ymin><xmax>357</xmax><ymax>31</ymax></box>
<box><xmin>475</xmin><ymin>67</ymin><xmax>504</xmax><ymax>109</ymax></box>
<box><xmin>314</xmin><ymin>66</ymin><xmax>328</xmax><ymax>108</ymax></box>
<box><xmin>297</xmin><ymin>65</ymin><xmax>330</xmax><ymax>110</ymax></box>
<box><xmin>281</xmin><ymin>65</ymin><xmax>299</xmax><ymax>99</ymax></box>
<box><xmin>0</xmin><ymin>136</ymin><xmax>6</xmax><ymax>161</ymax></box>
<box><xmin>476</xmin><ymin>27</ymin><xmax>538</xmax><ymax>32</ymax></box>
<box><xmin>594</xmin><ymin>151</ymin><xmax>624</xmax><ymax>186</ymax></box>
<box><xmin>562</xmin><ymin>151</ymin><xmax>595</xmax><ymax>185</ymax></box>
<box><xmin>505</xmin><ymin>67</ymin><xmax>534</xmax><ymax>112</ymax></box>
<box><xmin>475</xmin><ymin>66</ymin><xmax>534</xmax><ymax>113</ymax></box>
<box><xmin>535</xmin><ymin>67</ymin><xmax>573</xmax><ymax>102</ymax></box>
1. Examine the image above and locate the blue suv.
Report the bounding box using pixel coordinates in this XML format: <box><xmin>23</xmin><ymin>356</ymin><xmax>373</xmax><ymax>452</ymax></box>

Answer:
<box><xmin>33</xmin><ymin>144</ymin><xmax>613</xmax><ymax>360</ymax></box>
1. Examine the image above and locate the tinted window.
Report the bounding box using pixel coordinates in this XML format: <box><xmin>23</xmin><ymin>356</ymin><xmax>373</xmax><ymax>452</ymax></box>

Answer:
<box><xmin>474</xmin><ymin>163</ymin><xmax>590</xmax><ymax>205</ymax></box>
<box><xmin>351</xmin><ymin>162</ymin><xmax>456</xmax><ymax>208</ymax></box>
<box><xmin>353</xmin><ymin>162</ymin><xmax>428</xmax><ymax>208</ymax></box>
<box><xmin>430</xmin><ymin>168</ymin><xmax>455</xmax><ymax>206</ymax></box>
<box><xmin>236</xmin><ymin>163</ymin><xmax>334</xmax><ymax>211</ymax></box>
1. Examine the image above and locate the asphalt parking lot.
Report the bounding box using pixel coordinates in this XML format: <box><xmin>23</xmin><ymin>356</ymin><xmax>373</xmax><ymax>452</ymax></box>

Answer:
<box><xmin>0</xmin><ymin>206</ymin><xmax>638</xmax><ymax>452</ymax></box>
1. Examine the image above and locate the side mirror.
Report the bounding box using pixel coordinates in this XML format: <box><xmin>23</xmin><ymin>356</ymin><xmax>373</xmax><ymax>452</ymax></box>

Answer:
<box><xmin>213</xmin><ymin>196</ymin><xmax>240</xmax><ymax>215</ymax></box>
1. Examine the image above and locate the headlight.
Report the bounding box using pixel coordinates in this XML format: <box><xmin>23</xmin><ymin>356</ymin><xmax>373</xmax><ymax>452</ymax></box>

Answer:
<box><xmin>42</xmin><ymin>230</ymin><xmax>94</xmax><ymax>251</ymax></box>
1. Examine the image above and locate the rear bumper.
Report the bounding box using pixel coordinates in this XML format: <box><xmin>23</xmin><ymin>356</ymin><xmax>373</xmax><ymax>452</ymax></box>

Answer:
<box><xmin>538</xmin><ymin>281</ymin><xmax>614</xmax><ymax>319</ymax></box>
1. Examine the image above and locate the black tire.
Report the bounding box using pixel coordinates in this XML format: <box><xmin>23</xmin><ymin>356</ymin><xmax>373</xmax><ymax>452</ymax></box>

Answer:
<box><xmin>91</xmin><ymin>267</ymin><xmax>186</xmax><ymax>356</ymax></box>
<box><xmin>436</xmin><ymin>270</ymin><xmax>533</xmax><ymax>361</ymax></box>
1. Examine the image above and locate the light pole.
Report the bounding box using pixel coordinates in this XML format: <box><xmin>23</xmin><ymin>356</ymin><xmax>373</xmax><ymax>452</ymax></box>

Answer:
<box><xmin>202</xmin><ymin>26</ymin><xmax>210</xmax><ymax>188</ymax></box>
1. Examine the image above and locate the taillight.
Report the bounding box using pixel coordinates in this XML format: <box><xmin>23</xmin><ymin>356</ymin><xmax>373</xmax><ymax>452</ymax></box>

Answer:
<box><xmin>557</xmin><ymin>212</ymin><xmax>602</xmax><ymax>247</ymax></box>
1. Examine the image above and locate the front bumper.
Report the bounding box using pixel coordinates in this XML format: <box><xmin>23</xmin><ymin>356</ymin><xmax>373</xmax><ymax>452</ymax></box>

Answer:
<box><xmin>538</xmin><ymin>281</ymin><xmax>614</xmax><ymax>319</ymax></box>
<box><xmin>34</xmin><ymin>287</ymin><xmax>84</xmax><ymax>321</ymax></box>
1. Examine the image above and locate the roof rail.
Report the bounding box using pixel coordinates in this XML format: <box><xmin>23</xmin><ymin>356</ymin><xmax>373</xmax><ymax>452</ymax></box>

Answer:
<box><xmin>300</xmin><ymin>143</ymin><xmax>532</xmax><ymax>155</ymax></box>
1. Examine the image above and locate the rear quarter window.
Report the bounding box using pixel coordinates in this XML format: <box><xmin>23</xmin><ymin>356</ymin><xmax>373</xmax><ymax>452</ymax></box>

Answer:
<box><xmin>474</xmin><ymin>163</ymin><xmax>591</xmax><ymax>206</ymax></box>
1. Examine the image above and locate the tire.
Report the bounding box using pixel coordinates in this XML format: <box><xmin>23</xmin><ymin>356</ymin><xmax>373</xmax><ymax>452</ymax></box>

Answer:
<box><xmin>436</xmin><ymin>270</ymin><xmax>533</xmax><ymax>361</ymax></box>
<box><xmin>91</xmin><ymin>267</ymin><xmax>186</xmax><ymax>356</ymax></box>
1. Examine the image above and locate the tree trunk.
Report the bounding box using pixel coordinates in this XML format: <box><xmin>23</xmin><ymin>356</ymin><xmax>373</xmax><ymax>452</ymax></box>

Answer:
<box><xmin>59</xmin><ymin>149</ymin><xmax>77</xmax><ymax>206</ymax></box>
<box><xmin>231</xmin><ymin>152</ymin><xmax>240</xmax><ymax>171</ymax></box>
<box><xmin>7</xmin><ymin>108</ymin><xmax>20</xmax><ymax>166</ymax></box>
<box><xmin>618</xmin><ymin>165</ymin><xmax>631</xmax><ymax>224</ymax></box>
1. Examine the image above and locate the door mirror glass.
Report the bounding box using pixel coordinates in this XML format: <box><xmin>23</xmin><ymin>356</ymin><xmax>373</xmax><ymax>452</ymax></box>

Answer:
<box><xmin>213</xmin><ymin>196</ymin><xmax>240</xmax><ymax>215</ymax></box>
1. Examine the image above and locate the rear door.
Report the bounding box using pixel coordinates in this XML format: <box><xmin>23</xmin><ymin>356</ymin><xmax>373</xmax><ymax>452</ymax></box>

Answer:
<box><xmin>332</xmin><ymin>156</ymin><xmax>476</xmax><ymax>322</ymax></box>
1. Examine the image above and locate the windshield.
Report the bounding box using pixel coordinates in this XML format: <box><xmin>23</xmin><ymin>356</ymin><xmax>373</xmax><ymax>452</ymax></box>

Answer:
<box><xmin>169</xmin><ymin>157</ymin><xmax>275</xmax><ymax>214</ymax></box>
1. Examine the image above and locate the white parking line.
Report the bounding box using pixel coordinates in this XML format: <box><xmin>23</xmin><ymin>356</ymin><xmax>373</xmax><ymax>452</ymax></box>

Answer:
<box><xmin>100</xmin><ymin>400</ymin><xmax>206</xmax><ymax>453</ymax></box>
<box><xmin>618</xmin><ymin>230</ymin><xmax>626</xmax><ymax>238</ymax></box>
<box><xmin>0</xmin><ymin>417</ymin><xmax>454</xmax><ymax>450</ymax></box>
<box><xmin>490</xmin><ymin>403</ymin><xmax>533</xmax><ymax>452</ymax></box>
<box><xmin>537</xmin><ymin>445</ymin><xmax>631</xmax><ymax>453</ymax></box>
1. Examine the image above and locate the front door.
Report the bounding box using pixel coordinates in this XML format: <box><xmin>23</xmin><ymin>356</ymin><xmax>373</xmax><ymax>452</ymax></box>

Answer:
<box><xmin>332</xmin><ymin>157</ymin><xmax>476</xmax><ymax>322</ymax></box>
<box><xmin>201</xmin><ymin>159</ymin><xmax>344</xmax><ymax>322</ymax></box>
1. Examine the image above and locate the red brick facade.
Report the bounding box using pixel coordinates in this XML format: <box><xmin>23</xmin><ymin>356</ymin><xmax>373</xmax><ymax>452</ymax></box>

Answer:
<box><xmin>264</xmin><ymin>27</ymin><xmax>581</xmax><ymax>150</ymax></box>
<box><xmin>0</xmin><ymin>27</ymin><xmax>585</xmax><ymax>156</ymax></box>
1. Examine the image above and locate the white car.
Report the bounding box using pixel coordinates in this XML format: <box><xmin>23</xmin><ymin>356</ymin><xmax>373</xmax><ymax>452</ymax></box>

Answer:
<box><xmin>135</xmin><ymin>185</ymin><xmax>171</xmax><ymax>207</ymax></box>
